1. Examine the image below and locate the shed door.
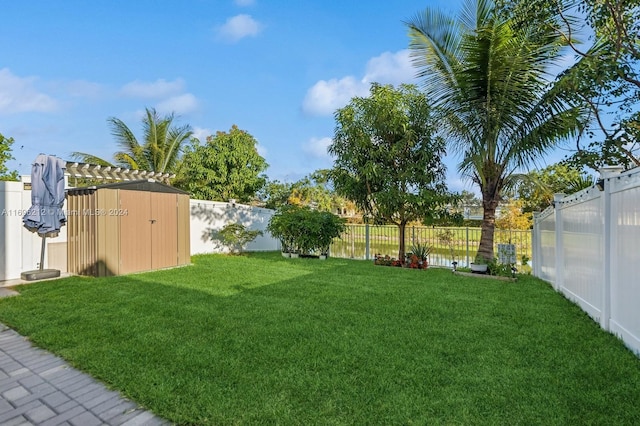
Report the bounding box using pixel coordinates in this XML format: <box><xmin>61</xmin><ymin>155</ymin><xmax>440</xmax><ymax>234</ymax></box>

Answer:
<box><xmin>119</xmin><ymin>190</ymin><xmax>179</xmax><ymax>274</ymax></box>
<box><xmin>120</xmin><ymin>191</ymin><xmax>152</xmax><ymax>274</ymax></box>
<box><xmin>151</xmin><ymin>192</ymin><xmax>178</xmax><ymax>269</ymax></box>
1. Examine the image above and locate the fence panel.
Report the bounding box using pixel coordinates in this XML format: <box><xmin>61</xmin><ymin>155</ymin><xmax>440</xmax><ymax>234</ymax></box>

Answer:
<box><xmin>559</xmin><ymin>191</ymin><xmax>603</xmax><ymax>320</ymax></box>
<box><xmin>609</xmin><ymin>175</ymin><xmax>640</xmax><ymax>353</ymax></box>
<box><xmin>536</xmin><ymin>209</ymin><xmax>556</xmax><ymax>283</ymax></box>
<box><xmin>533</xmin><ymin>166</ymin><xmax>640</xmax><ymax>356</ymax></box>
<box><xmin>331</xmin><ymin>224</ymin><xmax>532</xmax><ymax>268</ymax></box>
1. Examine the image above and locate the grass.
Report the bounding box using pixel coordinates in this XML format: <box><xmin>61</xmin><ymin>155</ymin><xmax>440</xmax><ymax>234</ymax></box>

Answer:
<box><xmin>1</xmin><ymin>252</ymin><xmax>639</xmax><ymax>425</ymax></box>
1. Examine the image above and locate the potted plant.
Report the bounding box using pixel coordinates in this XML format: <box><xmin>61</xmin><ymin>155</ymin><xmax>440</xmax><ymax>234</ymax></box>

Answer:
<box><xmin>470</xmin><ymin>254</ymin><xmax>489</xmax><ymax>273</ymax></box>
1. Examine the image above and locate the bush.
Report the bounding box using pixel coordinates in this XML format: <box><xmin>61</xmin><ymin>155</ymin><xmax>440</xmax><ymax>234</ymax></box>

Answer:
<box><xmin>216</xmin><ymin>223</ymin><xmax>263</xmax><ymax>254</ymax></box>
<box><xmin>267</xmin><ymin>205</ymin><xmax>346</xmax><ymax>255</ymax></box>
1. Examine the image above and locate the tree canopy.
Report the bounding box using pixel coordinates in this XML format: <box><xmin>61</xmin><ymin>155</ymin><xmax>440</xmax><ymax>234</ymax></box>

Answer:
<box><xmin>0</xmin><ymin>133</ymin><xmax>19</xmax><ymax>181</ymax></box>
<box><xmin>329</xmin><ymin>83</ymin><xmax>457</xmax><ymax>260</ymax></box>
<box><xmin>406</xmin><ymin>0</ymin><xmax>585</xmax><ymax>260</ymax></box>
<box><xmin>174</xmin><ymin>125</ymin><xmax>268</xmax><ymax>202</ymax></box>
<box><xmin>515</xmin><ymin>163</ymin><xmax>594</xmax><ymax>212</ymax></box>
<box><xmin>554</xmin><ymin>0</ymin><xmax>640</xmax><ymax>171</ymax></box>
<box><xmin>72</xmin><ymin>107</ymin><xmax>193</xmax><ymax>173</ymax></box>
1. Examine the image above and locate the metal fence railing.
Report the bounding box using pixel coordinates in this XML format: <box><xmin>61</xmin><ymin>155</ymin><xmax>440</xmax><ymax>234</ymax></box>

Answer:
<box><xmin>330</xmin><ymin>224</ymin><xmax>532</xmax><ymax>268</ymax></box>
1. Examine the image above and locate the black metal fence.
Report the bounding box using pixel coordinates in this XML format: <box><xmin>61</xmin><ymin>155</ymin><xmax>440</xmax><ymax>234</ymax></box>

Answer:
<box><xmin>330</xmin><ymin>224</ymin><xmax>532</xmax><ymax>268</ymax></box>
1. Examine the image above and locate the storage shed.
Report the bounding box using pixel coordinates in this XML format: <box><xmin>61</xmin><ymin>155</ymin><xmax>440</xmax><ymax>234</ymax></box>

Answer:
<box><xmin>66</xmin><ymin>180</ymin><xmax>190</xmax><ymax>276</ymax></box>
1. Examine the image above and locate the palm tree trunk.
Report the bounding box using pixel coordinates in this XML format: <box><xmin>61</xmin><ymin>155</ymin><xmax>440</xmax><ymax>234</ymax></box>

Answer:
<box><xmin>478</xmin><ymin>196</ymin><xmax>499</xmax><ymax>261</ymax></box>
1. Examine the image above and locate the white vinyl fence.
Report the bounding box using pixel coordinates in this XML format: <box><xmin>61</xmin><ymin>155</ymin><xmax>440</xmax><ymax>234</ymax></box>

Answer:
<box><xmin>189</xmin><ymin>199</ymin><xmax>278</xmax><ymax>254</ymax></box>
<box><xmin>532</xmin><ymin>166</ymin><xmax>640</xmax><ymax>356</ymax></box>
<box><xmin>1</xmin><ymin>176</ymin><xmax>278</xmax><ymax>282</ymax></box>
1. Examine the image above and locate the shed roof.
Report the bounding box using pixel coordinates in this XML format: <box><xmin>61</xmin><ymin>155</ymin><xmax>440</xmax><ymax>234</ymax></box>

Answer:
<box><xmin>66</xmin><ymin>179</ymin><xmax>190</xmax><ymax>196</ymax></box>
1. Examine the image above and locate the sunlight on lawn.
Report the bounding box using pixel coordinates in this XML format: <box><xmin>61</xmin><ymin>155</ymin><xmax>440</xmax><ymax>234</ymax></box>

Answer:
<box><xmin>131</xmin><ymin>253</ymin><xmax>316</xmax><ymax>297</ymax></box>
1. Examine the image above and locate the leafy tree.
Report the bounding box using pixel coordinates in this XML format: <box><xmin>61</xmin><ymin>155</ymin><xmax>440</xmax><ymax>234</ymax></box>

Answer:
<box><xmin>72</xmin><ymin>107</ymin><xmax>193</xmax><ymax>173</ymax></box>
<box><xmin>553</xmin><ymin>0</ymin><xmax>640</xmax><ymax>170</ymax></box>
<box><xmin>259</xmin><ymin>170</ymin><xmax>355</xmax><ymax>213</ymax></box>
<box><xmin>495</xmin><ymin>199</ymin><xmax>533</xmax><ymax>230</ymax></box>
<box><xmin>288</xmin><ymin>170</ymin><xmax>354</xmax><ymax>213</ymax></box>
<box><xmin>329</xmin><ymin>83</ymin><xmax>457</xmax><ymax>261</ymax></box>
<box><xmin>406</xmin><ymin>0</ymin><xmax>585</xmax><ymax>260</ymax></box>
<box><xmin>0</xmin><ymin>133</ymin><xmax>19</xmax><ymax>181</ymax></box>
<box><xmin>287</xmin><ymin>170</ymin><xmax>335</xmax><ymax>211</ymax></box>
<box><xmin>460</xmin><ymin>190</ymin><xmax>481</xmax><ymax>207</ymax></box>
<box><xmin>259</xmin><ymin>179</ymin><xmax>295</xmax><ymax>210</ymax></box>
<box><xmin>516</xmin><ymin>163</ymin><xmax>594</xmax><ymax>212</ymax></box>
<box><xmin>174</xmin><ymin>125</ymin><xmax>268</xmax><ymax>202</ymax></box>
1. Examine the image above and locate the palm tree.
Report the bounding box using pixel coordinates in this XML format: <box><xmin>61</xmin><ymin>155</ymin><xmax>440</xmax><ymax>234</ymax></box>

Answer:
<box><xmin>72</xmin><ymin>107</ymin><xmax>193</xmax><ymax>173</ymax></box>
<box><xmin>406</xmin><ymin>0</ymin><xmax>585</xmax><ymax>260</ymax></box>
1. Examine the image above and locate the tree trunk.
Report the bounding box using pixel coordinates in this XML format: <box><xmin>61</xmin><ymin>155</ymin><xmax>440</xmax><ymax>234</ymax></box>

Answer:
<box><xmin>478</xmin><ymin>196</ymin><xmax>499</xmax><ymax>261</ymax></box>
<box><xmin>398</xmin><ymin>222</ymin><xmax>406</xmax><ymax>262</ymax></box>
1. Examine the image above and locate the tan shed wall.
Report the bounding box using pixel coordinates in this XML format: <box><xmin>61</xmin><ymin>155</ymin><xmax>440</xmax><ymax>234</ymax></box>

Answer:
<box><xmin>47</xmin><ymin>242</ymin><xmax>67</xmax><ymax>273</ymax></box>
<box><xmin>96</xmin><ymin>189</ymin><xmax>120</xmax><ymax>276</ymax></box>
<box><xmin>67</xmin><ymin>192</ymin><xmax>98</xmax><ymax>276</ymax></box>
<box><xmin>177</xmin><ymin>194</ymin><xmax>190</xmax><ymax>266</ymax></box>
<box><xmin>67</xmin><ymin>186</ymin><xmax>190</xmax><ymax>277</ymax></box>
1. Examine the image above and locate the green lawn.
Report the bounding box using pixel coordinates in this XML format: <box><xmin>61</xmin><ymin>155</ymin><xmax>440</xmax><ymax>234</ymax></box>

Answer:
<box><xmin>1</xmin><ymin>252</ymin><xmax>639</xmax><ymax>425</ymax></box>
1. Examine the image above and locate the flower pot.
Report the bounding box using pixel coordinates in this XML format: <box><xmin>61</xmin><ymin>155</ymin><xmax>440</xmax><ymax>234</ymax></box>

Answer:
<box><xmin>319</xmin><ymin>254</ymin><xmax>327</xmax><ymax>260</ymax></box>
<box><xmin>470</xmin><ymin>263</ymin><xmax>488</xmax><ymax>274</ymax></box>
<box><xmin>281</xmin><ymin>252</ymin><xmax>290</xmax><ymax>258</ymax></box>
<box><xmin>290</xmin><ymin>253</ymin><xmax>300</xmax><ymax>259</ymax></box>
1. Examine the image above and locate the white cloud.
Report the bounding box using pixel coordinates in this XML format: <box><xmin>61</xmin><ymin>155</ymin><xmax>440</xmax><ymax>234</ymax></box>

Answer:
<box><xmin>302</xmin><ymin>50</ymin><xmax>418</xmax><ymax>117</ymax></box>
<box><xmin>363</xmin><ymin>50</ymin><xmax>417</xmax><ymax>86</ymax></box>
<box><xmin>256</xmin><ymin>142</ymin><xmax>268</xmax><ymax>158</ymax></box>
<box><xmin>302</xmin><ymin>77</ymin><xmax>368</xmax><ymax>116</ymax></box>
<box><xmin>303</xmin><ymin>136</ymin><xmax>333</xmax><ymax>160</ymax></box>
<box><xmin>234</xmin><ymin>0</ymin><xmax>255</xmax><ymax>6</ymax></box>
<box><xmin>191</xmin><ymin>126</ymin><xmax>212</xmax><ymax>143</ymax></box>
<box><xmin>216</xmin><ymin>14</ymin><xmax>263</xmax><ymax>42</ymax></box>
<box><xmin>120</xmin><ymin>78</ymin><xmax>185</xmax><ymax>99</ymax></box>
<box><xmin>0</xmin><ymin>68</ymin><xmax>58</xmax><ymax>114</ymax></box>
<box><xmin>155</xmin><ymin>93</ymin><xmax>199</xmax><ymax>115</ymax></box>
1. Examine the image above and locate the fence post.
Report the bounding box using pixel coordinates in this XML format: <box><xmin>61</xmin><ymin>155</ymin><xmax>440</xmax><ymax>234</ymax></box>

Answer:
<box><xmin>553</xmin><ymin>193</ymin><xmax>565</xmax><ymax>292</ymax></box>
<box><xmin>532</xmin><ymin>212</ymin><xmax>540</xmax><ymax>277</ymax></box>
<box><xmin>465</xmin><ymin>227</ymin><xmax>470</xmax><ymax>267</ymax></box>
<box><xmin>599</xmin><ymin>165</ymin><xmax>624</xmax><ymax>331</ymax></box>
<box><xmin>365</xmin><ymin>223</ymin><xmax>370</xmax><ymax>261</ymax></box>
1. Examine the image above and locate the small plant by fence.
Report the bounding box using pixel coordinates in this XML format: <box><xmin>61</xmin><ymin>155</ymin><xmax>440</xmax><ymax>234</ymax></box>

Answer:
<box><xmin>330</xmin><ymin>224</ymin><xmax>532</xmax><ymax>268</ymax></box>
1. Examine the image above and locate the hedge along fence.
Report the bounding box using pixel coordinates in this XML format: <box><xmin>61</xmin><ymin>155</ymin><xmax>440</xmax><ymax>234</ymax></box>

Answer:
<box><xmin>330</xmin><ymin>224</ymin><xmax>532</xmax><ymax>268</ymax></box>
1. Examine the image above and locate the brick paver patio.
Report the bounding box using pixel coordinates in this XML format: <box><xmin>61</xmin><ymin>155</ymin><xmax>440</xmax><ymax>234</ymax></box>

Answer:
<box><xmin>0</xmin><ymin>323</ymin><xmax>169</xmax><ymax>426</ymax></box>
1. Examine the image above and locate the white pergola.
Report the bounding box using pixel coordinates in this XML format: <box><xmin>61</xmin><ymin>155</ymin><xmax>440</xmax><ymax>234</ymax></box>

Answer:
<box><xmin>65</xmin><ymin>162</ymin><xmax>175</xmax><ymax>184</ymax></box>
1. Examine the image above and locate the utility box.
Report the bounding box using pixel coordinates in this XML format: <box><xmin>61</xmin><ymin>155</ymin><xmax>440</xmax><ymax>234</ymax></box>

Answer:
<box><xmin>66</xmin><ymin>180</ymin><xmax>190</xmax><ymax>276</ymax></box>
<box><xmin>497</xmin><ymin>243</ymin><xmax>516</xmax><ymax>264</ymax></box>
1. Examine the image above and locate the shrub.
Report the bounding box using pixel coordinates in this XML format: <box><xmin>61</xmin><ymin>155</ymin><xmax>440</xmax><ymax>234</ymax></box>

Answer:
<box><xmin>267</xmin><ymin>205</ymin><xmax>346</xmax><ymax>255</ymax></box>
<box><xmin>216</xmin><ymin>223</ymin><xmax>263</xmax><ymax>254</ymax></box>
<box><xmin>409</xmin><ymin>242</ymin><xmax>432</xmax><ymax>261</ymax></box>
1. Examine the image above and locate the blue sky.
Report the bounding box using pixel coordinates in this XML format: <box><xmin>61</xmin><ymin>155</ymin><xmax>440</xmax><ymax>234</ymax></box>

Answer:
<box><xmin>1</xmin><ymin>0</ymin><xmax>572</xmax><ymax>193</ymax></box>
